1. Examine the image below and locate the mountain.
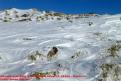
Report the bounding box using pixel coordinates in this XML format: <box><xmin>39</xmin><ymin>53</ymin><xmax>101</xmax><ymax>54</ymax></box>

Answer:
<box><xmin>0</xmin><ymin>8</ymin><xmax>121</xmax><ymax>81</ymax></box>
<box><xmin>0</xmin><ymin>8</ymin><xmax>98</xmax><ymax>22</ymax></box>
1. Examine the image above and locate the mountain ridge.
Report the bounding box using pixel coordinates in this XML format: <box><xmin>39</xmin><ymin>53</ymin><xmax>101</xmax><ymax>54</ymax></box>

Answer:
<box><xmin>0</xmin><ymin>8</ymin><xmax>99</xmax><ymax>22</ymax></box>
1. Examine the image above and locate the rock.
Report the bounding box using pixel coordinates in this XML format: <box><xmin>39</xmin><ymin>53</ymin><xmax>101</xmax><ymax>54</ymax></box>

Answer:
<box><xmin>47</xmin><ymin>47</ymin><xmax>58</xmax><ymax>61</ymax></box>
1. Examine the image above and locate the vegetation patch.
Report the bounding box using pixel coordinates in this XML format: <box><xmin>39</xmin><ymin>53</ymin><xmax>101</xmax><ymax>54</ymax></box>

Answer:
<box><xmin>98</xmin><ymin>63</ymin><xmax>121</xmax><ymax>81</ymax></box>
<box><xmin>107</xmin><ymin>44</ymin><xmax>121</xmax><ymax>57</ymax></box>
<box><xmin>31</xmin><ymin>71</ymin><xmax>59</xmax><ymax>80</ymax></box>
<box><xmin>28</xmin><ymin>51</ymin><xmax>45</xmax><ymax>61</ymax></box>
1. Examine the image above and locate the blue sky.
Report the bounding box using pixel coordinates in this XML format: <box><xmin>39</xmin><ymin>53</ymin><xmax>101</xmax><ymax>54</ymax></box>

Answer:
<box><xmin>0</xmin><ymin>0</ymin><xmax>121</xmax><ymax>14</ymax></box>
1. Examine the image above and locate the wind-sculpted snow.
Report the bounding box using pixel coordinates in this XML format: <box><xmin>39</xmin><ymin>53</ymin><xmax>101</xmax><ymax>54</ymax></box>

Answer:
<box><xmin>0</xmin><ymin>10</ymin><xmax>121</xmax><ymax>81</ymax></box>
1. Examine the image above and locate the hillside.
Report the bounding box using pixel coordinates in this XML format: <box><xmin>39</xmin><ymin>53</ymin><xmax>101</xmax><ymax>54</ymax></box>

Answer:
<box><xmin>0</xmin><ymin>8</ymin><xmax>121</xmax><ymax>81</ymax></box>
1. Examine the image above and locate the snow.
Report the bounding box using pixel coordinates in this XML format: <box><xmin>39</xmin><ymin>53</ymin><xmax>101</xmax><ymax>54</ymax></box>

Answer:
<box><xmin>0</xmin><ymin>9</ymin><xmax>121</xmax><ymax>81</ymax></box>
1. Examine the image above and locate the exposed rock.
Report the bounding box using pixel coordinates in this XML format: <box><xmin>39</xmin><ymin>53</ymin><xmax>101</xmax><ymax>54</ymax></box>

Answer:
<box><xmin>47</xmin><ymin>47</ymin><xmax>58</xmax><ymax>61</ymax></box>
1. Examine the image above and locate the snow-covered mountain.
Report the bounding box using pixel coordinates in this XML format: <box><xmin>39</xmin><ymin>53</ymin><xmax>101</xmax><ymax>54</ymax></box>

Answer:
<box><xmin>0</xmin><ymin>8</ymin><xmax>121</xmax><ymax>81</ymax></box>
<box><xmin>0</xmin><ymin>8</ymin><xmax>98</xmax><ymax>22</ymax></box>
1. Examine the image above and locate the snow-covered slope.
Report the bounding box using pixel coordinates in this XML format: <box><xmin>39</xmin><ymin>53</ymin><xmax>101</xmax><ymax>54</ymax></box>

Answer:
<box><xmin>0</xmin><ymin>9</ymin><xmax>121</xmax><ymax>81</ymax></box>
